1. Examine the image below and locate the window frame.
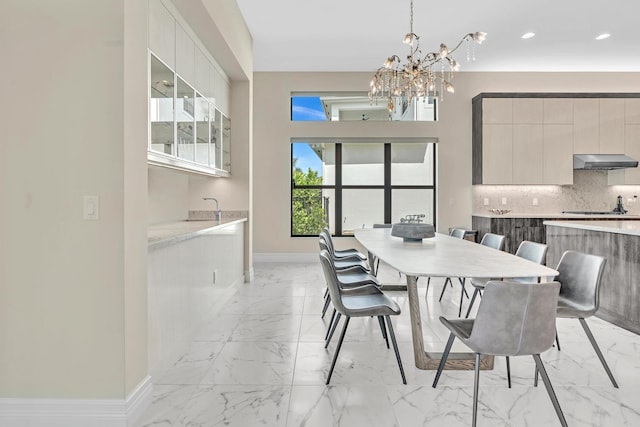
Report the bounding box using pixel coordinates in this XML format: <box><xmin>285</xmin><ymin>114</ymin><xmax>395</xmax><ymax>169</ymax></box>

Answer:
<box><xmin>291</xmin><ymin>139</ymin><xmax>437</xmax><ymax>237</ymax></box>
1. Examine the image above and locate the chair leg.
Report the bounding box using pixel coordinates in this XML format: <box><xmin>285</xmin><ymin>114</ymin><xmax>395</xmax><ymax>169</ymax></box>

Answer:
<box><xmin>579</xmin><ymin>318</ymin><xmax>619</xmax><ymax>388</ymax></box>
<box><xmin>378</xmin><ymin>316</ymin><xmax>390</xmax><ymax>348</ymax></box>
<box><xmin>555</xmin><ymin>327</ymin><xmax>561</xmax><ymax>351</ymax></box>
<box><xmin>321</xmin><ymin>293</ymin><xmax>331</xmax><ymax>318</ymax></box>
<box><xmin>534</xmin><ymin>364</ymin><xmax>539</xmax><ymax>387</ymax></box>
<box><xmin>326</xmin><ymin>316</ymin><xmax>351</xmax><ymax>385</ymax></box>
<box><xmin>473</xmin><ymin>353</ymin><xmax>481</xmax><ymax>427</ymax></box>
<box><xmin>426</xmin><ymin>277</ymin><xmax>431</xmax><ymax>294</ymax></box>
<box><xmin>465</xmin><ymin>288</ymin><xmax>480</xmax><ymax>319</ymax></box>
<box><xmin>439</xmin><ymin>278</ymin><xmax>451</xmax><ymax>302</ymax></box>
<box><xmin>433</xmin><ymin>333</ymin><xmax>456</xmax><ymax>388</ymax></box>
<box><xmin>533</xmin><ymin>354</ymin><xmax>568</xmax><ymax>427</ymax></box>
<box><xmin>458</xmin><ymin>279</ymin><xmax>468</xmax><ymax>317</ymax></box>
<box><xmin>325</xmin><ymin>309</ymin><xmax>336</xmax><ymax>340</ymax></box>
<box><xmin>505</xmin><ymin>356</ymin><xmax>511</xmax><ymax>388</ymax></box>
<box><xmin>325</xmin><ymin>313</ymin><xmax>342</xmax><ymax>348</ymax></box>
<box><xmin>385</xmin><ymin>315</ymin><xmax>407</xmax><ymax>384</ymax></box>
<box><xmin>459</xmin><ymin>278</ymin><xmax>469</xmax><ymax>298</ymax></box>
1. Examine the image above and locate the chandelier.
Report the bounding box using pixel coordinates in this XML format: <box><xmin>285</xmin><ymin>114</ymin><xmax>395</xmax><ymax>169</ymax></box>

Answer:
<box><xmin>368</xmin><ymin>0</ymin><xmax>486</xmax><ymax>112</ymax></box>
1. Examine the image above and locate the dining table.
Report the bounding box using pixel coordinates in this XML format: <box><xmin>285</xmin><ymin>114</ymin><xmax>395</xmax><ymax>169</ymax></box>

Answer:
<box><xmin>354</xmin><ymin>227</ymin><xmax>559</xmax><ymax>370</ymax></box>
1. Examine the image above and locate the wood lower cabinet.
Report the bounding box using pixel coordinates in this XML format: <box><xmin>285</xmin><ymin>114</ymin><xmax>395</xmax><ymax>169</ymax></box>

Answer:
<box><xmin>546</xmin><ymin>224</ymin><xmax>640</xmax><ymax>334</ymax></box>
<box><xmin>472</xmin><ymin>216</ymin><xmax>546</xmax><ymax>254</ymax></box>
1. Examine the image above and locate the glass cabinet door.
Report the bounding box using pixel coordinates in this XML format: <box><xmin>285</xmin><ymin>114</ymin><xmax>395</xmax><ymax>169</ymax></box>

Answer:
<box><xmin>176</xmin><ymin>77</ymin><xmax>195</xmax><ymax>161</ymax></box>
<box><xmin>194</xmin><ymin>93</ymin><xmax>209</xmax><ymax>165</ymax></box>
<box><xmin>150</xmin><ymin>55</ymin><xmax>174</xmax><ymax>154</ymax></box>
<box><xmin>213</xmin><ymin>109</ymin><xmax>223</xmax><ymax>170</ymax></box>
<box><xmin>222</xmin><ymin>114</ymin><xmax>231</xmax><ymax>172</ymax></box>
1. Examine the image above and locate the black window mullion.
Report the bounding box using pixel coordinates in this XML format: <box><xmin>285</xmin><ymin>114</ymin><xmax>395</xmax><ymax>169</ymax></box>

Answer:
<box><xmin>432</xmin><ymin>143</ymin><xmax>437</xmax><ymax>228</ymax></box>
<box><xmin>384</xmin><ymin>143</ymin><xmax>391</xmax><ymax>224</ymax></box>
<box><xmin>335</xmin><ymin>144</ymin><xmax>342</xmax><ymax>236</ymax></box>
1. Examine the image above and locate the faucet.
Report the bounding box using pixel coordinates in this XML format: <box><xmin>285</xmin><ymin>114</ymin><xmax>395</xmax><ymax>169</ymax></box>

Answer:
<box><xmin>613</xmin><ymin>195</ymin><xmax>627</xmax><ymax>214</ymax></box>
<box><xmin>203</xmin><ymin>197</ymin><xmax>222</xmax><ymax>221</ymax></box>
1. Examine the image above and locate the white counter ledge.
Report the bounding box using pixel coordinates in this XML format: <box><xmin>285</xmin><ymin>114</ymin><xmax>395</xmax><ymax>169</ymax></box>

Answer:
<box><xmin>543</xmin><ymin>220</ymin><xmax>640</xmax><ymax>236</ymax></box>
<box><xmin>473</xmin><ymin>212</ymin><xmax>640</xmax><ymax>219</ymax></box>
<box><xmin>148</xmin><ymin>218</ymin><xmax>247</xmax><ymax>249</ymax></box>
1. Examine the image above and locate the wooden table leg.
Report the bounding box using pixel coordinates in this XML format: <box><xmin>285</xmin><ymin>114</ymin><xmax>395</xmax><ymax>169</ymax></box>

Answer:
<box><xmin>406</xmin><ymin>274</ymin><xmax>494</xmax><ymax>370</ymax></box>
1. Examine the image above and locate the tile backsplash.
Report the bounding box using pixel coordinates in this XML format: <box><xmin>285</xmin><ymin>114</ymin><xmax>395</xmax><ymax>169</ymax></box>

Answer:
<box><xmin>473</xmin><ymin>171</ymin><xmax>640</xmax><ymax>214</ymax></box>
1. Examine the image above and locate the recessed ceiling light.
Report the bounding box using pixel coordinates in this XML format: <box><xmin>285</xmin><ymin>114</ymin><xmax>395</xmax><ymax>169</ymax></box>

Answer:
<box><xmin>522</xmin><ymin>32</ymin><xmax>536</xmax><ymax>39</ymax></box>
<box><xmin>595</xmin><ymin>33</ymin><xmax>611</xmax><ymax>40</ymax></box>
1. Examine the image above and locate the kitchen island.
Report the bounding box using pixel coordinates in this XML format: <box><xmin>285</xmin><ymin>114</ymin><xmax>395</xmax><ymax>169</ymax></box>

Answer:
<box><xmin>473</xmin><ymin>213</ymin><xmax>640</xmax><ymax>253</ymax></box>
<box><xmin>545</xmin><ymin>220</ymin><xmax>640</xmax><ymax>334</ymax></box>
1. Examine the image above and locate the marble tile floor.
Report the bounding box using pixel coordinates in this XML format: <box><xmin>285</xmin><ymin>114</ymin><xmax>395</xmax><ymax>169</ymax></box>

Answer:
<box><xmin>136</xmin><ymin>262</ymin><xmax>640</xmax><ymax>426</ymax></box>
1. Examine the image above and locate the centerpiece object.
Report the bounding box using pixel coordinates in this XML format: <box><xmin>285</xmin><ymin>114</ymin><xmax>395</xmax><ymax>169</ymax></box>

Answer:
<box><xmin>391</xmin><ymin>214</ymin><xmax>435</xmax><ymax>241</ymax></box>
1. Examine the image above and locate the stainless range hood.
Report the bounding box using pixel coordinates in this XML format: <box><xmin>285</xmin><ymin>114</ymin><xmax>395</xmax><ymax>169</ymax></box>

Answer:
<box><xmin>573</xmin><ymin>154</ymin><xmax>639</xmax><ymax>170</ymax></box>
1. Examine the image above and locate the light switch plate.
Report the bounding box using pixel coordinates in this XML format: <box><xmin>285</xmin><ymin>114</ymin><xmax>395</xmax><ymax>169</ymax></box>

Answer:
<box><xmin>533</xmin><ymin>198</ymin><xmax>539</xmax><ymax>206</ymax></box>
<box><xmin>483</xmin><ymin>198</ymin><xmax>489</xmax><ymax>206</ymax></box>
<box><xmin>501</xmin><ymin>197</ymin><xmax>507</xmax><ymax>205</ymax></box>
<box><xmin>84</xmin><ymin>196</ymin><xmax>99</xmax><ymax>220</ymax></box>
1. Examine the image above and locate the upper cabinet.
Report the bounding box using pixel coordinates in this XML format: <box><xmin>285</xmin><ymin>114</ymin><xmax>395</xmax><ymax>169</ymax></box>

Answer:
<box><xmin>147</xmin><ymin>0</ymin><xmax>231</xmax><ymax>176</ymax></box>
<box><xmin>473</xmin><ymin>94</ymin><xmax>640</xmax><ymax>185</ymax></box>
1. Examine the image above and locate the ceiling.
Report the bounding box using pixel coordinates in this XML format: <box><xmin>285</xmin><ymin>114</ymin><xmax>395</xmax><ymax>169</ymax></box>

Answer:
<box><xmin>234</xmin><ymin>0</ymin><xmax>640</xmax><ymax>72</ymax></box>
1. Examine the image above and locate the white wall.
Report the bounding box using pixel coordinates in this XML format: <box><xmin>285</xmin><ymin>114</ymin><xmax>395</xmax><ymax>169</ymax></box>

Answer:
<box><xmin>0</xmin><ymin>0</ymin><xmax>252</xmax><ymax>408</ymax></box>
<box><xmin>1</xmin><ymin>0</ymin><xmax>146</xmax><ymax>398</ymax></box>
<box><xmin>253</xmin><ymin>71</ymin><xmax>640</xmax><ymax>254</ymax></box>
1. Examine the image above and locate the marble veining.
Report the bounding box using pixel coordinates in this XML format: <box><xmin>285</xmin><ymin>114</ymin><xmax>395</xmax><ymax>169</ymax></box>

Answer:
<box><xmin>136</xmin><ymin>262</ymin><xmax>640</xmax><ymax>427</ymax></box>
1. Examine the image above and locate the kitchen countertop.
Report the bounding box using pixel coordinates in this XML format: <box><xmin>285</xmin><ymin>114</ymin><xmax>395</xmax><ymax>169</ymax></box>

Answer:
<box><xmin>148</xmin><ymin>218</ymin><xmax>247</xmax><ymax>249</ymax></box>
<box><xmin>543</xmin><ymin>220</ymin><xmax>640</xmax><ymax>236</ymax></box>
<box><xmin>473</xmin><ymin>212</ymin><xmax>640</xmax><ymax>219</ymax></box>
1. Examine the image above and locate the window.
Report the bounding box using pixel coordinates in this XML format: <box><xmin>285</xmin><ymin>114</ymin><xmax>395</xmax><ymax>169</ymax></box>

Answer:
<box><xmin>291</xmin><ymin>140</ymin><xmax>436</xmax><ymax>236</ymax></box>
<box><xmin>291</xmin><ymin>93</ymin><xmax>438</xmax><ymax>122</ymax></box>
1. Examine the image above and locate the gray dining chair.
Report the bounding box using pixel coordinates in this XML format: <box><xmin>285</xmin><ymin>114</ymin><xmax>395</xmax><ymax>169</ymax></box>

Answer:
<box><xmin>320</xmin><ymin>228</ymin><xmax>367</xmax><ymax>261</ymax></box>
<box><xmin>540</xmin><ymin>250</ymin><xmax>618</xmax><ymax>388</ymax></box>
<box><xmin>439</xmin><ymin>232</ymin><xmax>505</xmax><ymax>317</ymax></box>
<box><xmin>318</xmin><ymin>242</ymin><xmax>384</xmax><ymax>341</ymax></box>
<box><xmin>319</xmin><ymin>249</ymin><xmax>406</xmax><ymax>385</ymax></box>
<box><xmin>433</xmin><ymin>280</ymin><xmax>566</xmax><ymax>427</ymax></box>
<box><xmin>319</xmin><ymin>237</ymin><xmax>373</xmax><ymax>318</ymax></box>
<box><xmin>464</xmin><ymin>240</ymin><xmax>548</xmax><ymax>387</ymax></box>
<box><xmin>465</xmin><ymin>240</ymin><xmax>548</xmax><ymax>318</ymax></box>
<box><xmin>429</xmin><ymin>228</ymin><xmax>476</xmax><ymax>296</ymax></box>
<box><xmin>318</xmin><ymin>237</ymin><xmax>370</xmax><ymax>272</ymax></box>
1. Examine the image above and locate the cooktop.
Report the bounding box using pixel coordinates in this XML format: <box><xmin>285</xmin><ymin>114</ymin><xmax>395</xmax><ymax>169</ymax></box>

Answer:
<box><xmin>562</xmin><ymin>210</ymin><xmax>625</xmax><ymax>215</ymax></box>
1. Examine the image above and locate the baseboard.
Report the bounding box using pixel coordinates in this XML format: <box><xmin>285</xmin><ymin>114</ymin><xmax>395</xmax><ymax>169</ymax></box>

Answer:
<box><xmin>126</xmin><ymin>376</ymin><xmax>153</xmax><ymax>426</ymax></box>
<box><xmin>253</xmin><ymin>252</ymin><xmax>317</xmax><ymax>263</ymax></box>
<box><xmin>0</xmin><ymin>376</ymin><xmax>153</xmax><ymax>427</ymax></box>
<box><xmin>244</xmin><ymin>266</ymin><xmax>255</xmax><ymax>282</ymax></box>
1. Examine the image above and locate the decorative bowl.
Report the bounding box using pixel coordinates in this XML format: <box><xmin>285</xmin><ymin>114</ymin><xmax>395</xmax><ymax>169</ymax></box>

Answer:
<box><xmin>391</xmin><ymin>223</ymin><xmax>435</xmax><ymax>241</ymax></box>
<box><xmin>488</xmin><ymin>209</ymin><xmax>511</xmax><ymax>215</ymax></box>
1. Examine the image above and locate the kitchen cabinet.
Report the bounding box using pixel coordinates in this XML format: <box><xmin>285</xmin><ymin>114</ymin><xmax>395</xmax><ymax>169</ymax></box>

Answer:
<box><xmin>573</xmin><ymin>99</ymin><xmax>599</xmax><ymax>153</ymax></box>
<box><xmin>544</xmin><ymin>98</ymin><xmax>573</xmax><ymax>124</ymax></box>
<box><xmin>482</xmin><ymin>124</ymin><xmax>512</xmax><ymax>184</ymax></box>
<box><xmin>147</xmin><ymin>0</ymin><xmax>232</xmax><ymax>176</ymax></box>
<box><xmin>176</xmin><ymin>23</ymin><xmax>195</xmax><ymax>84</ymax></box>
<box><xmin>543</xmin><ymin>124</ymin><xmax>573</xmax><ymax>184</ymax></box>
<box><xmin>148</xmin><ymin>221</ymin><xmax>245</xmax><ymax>373</ymax></box>
<box><xmin>149</xmin><ymin>0</ymin><xmax>175</xmax><ymax>68</ymax></box>
<box><xmin>472</xmin><ymin>216</ymin><xmax>546</xmax><ymax>254</ymax></box>
<box><xmin>513</xmin><ymin>124</ymin><xmax>543</xmax><ymax>184</ymax></box>
<box><xmin>473</xmin><ymin>93</ymin><xmax>640</xmax><ymax>185</ymax></box>
<box><xmin>599</xmin><ymin>99</ymin><xmax>625</xmax><ymax>154</ymax></box>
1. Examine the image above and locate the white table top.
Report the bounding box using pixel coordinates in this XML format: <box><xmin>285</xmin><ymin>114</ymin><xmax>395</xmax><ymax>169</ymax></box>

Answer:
<box><xmin>354</xmin><ymin>228</ymin><xmax>558</xmax><ymax>279</ymax></box>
